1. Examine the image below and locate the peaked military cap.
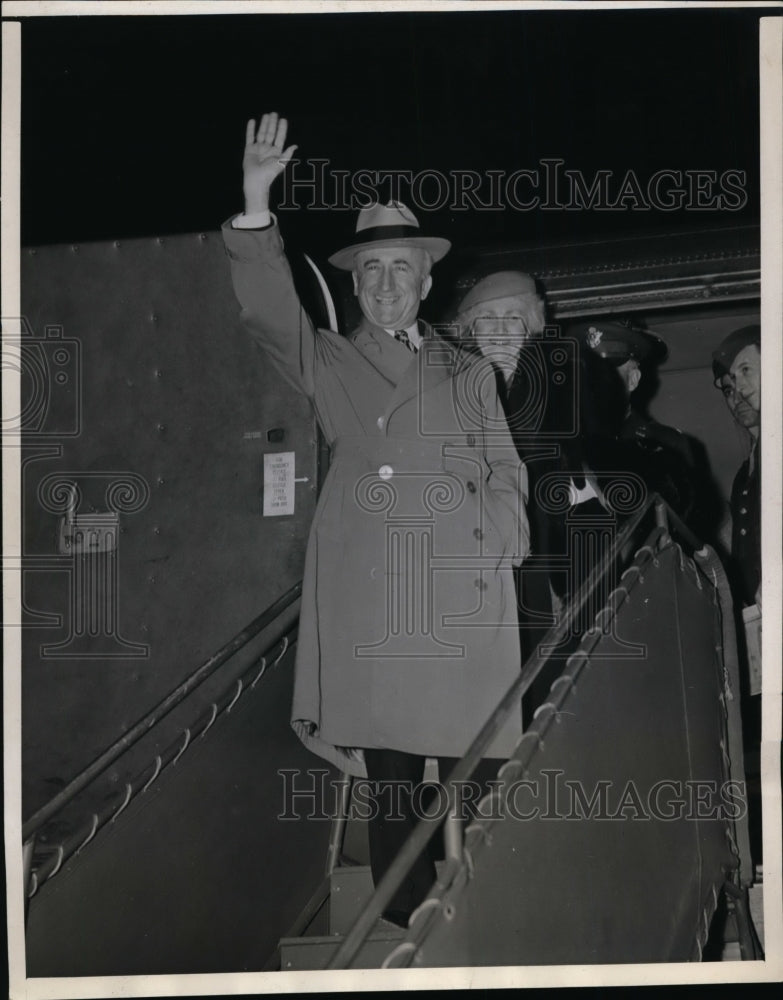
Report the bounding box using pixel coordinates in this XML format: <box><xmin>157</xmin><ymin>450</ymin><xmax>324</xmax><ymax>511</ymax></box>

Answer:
<box><xmin>568</xmin><ymin>317</ymin><xmax>667</xmax><ymax>365</ymax></box>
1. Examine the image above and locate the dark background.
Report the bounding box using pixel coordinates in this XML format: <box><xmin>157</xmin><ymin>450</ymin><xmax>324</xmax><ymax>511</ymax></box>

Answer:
<box><xmin>3</xmin><ymin>6</ymin><xmax>777</xmax><ymax>993</ymax></box>
<box><xmin>16</xmin><ymin>6</ymin><xmax>770</xmax><ymax>260</ymax></box>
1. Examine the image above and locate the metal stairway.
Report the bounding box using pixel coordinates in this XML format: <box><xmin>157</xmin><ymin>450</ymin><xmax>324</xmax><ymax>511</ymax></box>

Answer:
<box><xmin>269</xmin><ymin>500</ymin><xmax>762</xmax><ymax>970</ymax></box>
<box><xmin>279</xmin><ymin>865</ymin><xmax>407</xmax><ymax>970</ymax></box>
<box><xmin>22</xmin><ymin>498</ymin><xmax>762</xmax><ymax>975</ymax></box>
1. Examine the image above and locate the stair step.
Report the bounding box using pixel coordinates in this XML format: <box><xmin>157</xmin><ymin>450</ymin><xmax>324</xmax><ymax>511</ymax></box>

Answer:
<box><xmin>328</xmin><ymin>861</ymin><xmax>446</xmax><ymax>935</ymax></box>
<box><xmin>280</xmin><ymin>927</ymin><xmax>406</xmax><ymax>971</ymax></box>
<box><xmin>329</xmin><ymin>865</ymin><xmax>375</xmax><ymax>935</ymax></box>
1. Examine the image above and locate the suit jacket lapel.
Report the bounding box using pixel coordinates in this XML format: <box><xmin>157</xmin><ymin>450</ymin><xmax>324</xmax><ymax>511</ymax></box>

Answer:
<box><xmin>350</xmin><ymin>320</ymin><xmax>414</xmax><ymax>385</ymax></box>
<box><xmin>385</xmin><ymin>323</ymin><xmax>471</xmax><ymax>421</ymax></box>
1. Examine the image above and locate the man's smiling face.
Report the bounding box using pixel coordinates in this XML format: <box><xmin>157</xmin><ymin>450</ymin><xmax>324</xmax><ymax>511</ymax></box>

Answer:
<box><xmin>352</xmin><ymin>246</ymin><xmax>432</xmax><ymax>330</ymax></box>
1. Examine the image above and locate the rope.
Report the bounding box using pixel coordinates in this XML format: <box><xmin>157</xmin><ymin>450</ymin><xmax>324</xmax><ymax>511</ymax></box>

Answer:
<box><xmin>111</xmin><ymin>783</ymin><xmax>133</xmax><ymax>823</ymax></box>
<box><xmin>226</xmin><ymin>679</ymin><xmax>243</xmax><ymax>713</ymax></box>
<box><xmin>172</xmin><ymin>729</ymin><xmax>191</xmax><ymax>765</ymax></box>
<box><xmin>380</xmin><ymin>941</ymin><xmax>418</xmax><ymax>969</ymax></box>
<box><xmin>27</xmin><ymin>631</ymin><xmax>298</xmax><ymax>896</ymax></box>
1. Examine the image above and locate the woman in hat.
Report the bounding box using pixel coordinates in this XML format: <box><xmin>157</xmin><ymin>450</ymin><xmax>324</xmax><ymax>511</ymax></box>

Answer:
<box><xmin>454</xmin><ymin>272</ymin><xmax>568</xmax><ymax>672</ymax></box>
<box><xmin>453</xmin><ymin>279</ymin><xmax>632</xmax><ymax>672</ymax></box>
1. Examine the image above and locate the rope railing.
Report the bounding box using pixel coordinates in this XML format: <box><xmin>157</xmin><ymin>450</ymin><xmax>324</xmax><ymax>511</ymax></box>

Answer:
<box><xmin>23</xmin><ymin>581</ymin><xmax>302</xmax><ymax>844</ymax></box>
<box><xmin>327</xmin><ymin>495</ymin><xmax>659</xmax><ymax>969</ymax></box>
<box><xmin>26</xmin><ymin>627</ymin><xmax>297</xmax><ymax>898</ymax></box>
<box><xmin>374</xmin><ymin>506</ymin><xmax>755</xmax><ymax>969</ymax></box>
<box><xmin>380</xmin><ymin>526</ymin><xmax>707</xmax><ymax>968</ymax></box>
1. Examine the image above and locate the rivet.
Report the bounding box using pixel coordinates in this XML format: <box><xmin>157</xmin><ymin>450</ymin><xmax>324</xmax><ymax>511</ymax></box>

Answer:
<box><xmin>156</xmin><ymin>237</ymin><xmax>164</xmax><ymax>246</ymax></box>
<box><xmin>150</xmin><ymin>313</ymin><xmax>158</xmax><ymax>322</ymax></box>
<box><xmin>29</xmin><ymin>248</ymin><xmax>37</xmax><ymax>255</ymax></box>
<box><xmin>148</xmin><ymin>575</ymin><xmax>156</xmax><ymax>584</ymax></box>
<box><xmin>153</xmin><ymin>526</ymin><xmax>161</xmax><ymax>535</ymax></box>
<box><xmin>157</xmin><ymin>423</ymin><xmax>166</xmax><ymax>433</ymax></box>
<box><xmin>113</xmin><ymin>241</ymin><xmax>121</xmax><ymax>248</ymax></box>
<box><xmin>199</xmin><ymin>233</ymin><xmax>207</xmax><ymax>241</ymax></box>
<box><xmin>157</xmin><ymin>476</ymin><xmax>165</xmax><ymax>486</ymax></box>
<box><xmin>154</xmin><ymin>369</ymin><xmax>162</xmax><ymax>379</ymax></box>
<box><xmin>71</xmin><ymin>245</ymin><xmax>79</xmax><ymax>252</ymax></box>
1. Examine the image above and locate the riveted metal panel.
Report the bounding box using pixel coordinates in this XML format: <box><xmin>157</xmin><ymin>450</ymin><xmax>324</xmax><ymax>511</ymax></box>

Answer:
<box><xmin>406</xmin><ymin>544</ymin><xmax>737</xmax><ymax>967</ymax></box>
<box><xmin>19</xmin><ymin>232</ymin><xmax>319</xmax><ymax>822</ymax></box>
<box><xmin>24</xmin><ymin>644</ymin><xmax>339</xmax><ymax>976</ymax></box>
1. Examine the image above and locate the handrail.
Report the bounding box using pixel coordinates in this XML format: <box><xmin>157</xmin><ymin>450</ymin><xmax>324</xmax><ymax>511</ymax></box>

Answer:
<box><xmin>23</xmin><ymin>581</ymin><xmax>302</xmax><ymax>842</ymax></box>
<box><xmin>692</xmin><ymin>542</ymin><xmax>755</xmax><ymax>886</ymax></box>
<box><xmin>26</xmin><ymin>627</ymin><xmax>298</xmax><ymax>898</ymax></box>
<box><xmin>327</xmin><ymin>495</ymin><xmax>658</xmax><ymax>969</ymax></box>
<box><xmin>658</xmin><ymin>498</ymin><xmax>708</xmax><ymax>555</ymax></box>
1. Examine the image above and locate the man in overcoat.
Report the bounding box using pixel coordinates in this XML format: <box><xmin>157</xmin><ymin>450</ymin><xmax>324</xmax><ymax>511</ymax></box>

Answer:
<box><xmin>222</xmin><ymin>114</ymin><xmax>529</xmax><ymax>925</ymax></box>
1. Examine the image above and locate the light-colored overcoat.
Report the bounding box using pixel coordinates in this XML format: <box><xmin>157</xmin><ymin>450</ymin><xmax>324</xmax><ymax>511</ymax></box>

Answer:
<box><xmin>223</xmin><ymin>221</ymin><xmax>529</xmax><ymax>775</ymax></box>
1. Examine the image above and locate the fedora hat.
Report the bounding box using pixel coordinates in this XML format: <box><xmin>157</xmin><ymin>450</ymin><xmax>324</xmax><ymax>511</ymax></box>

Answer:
<box><xmin>328</xmin><ymin>201</ymin><xmax>451</xmax><ymax>271</ymax></box>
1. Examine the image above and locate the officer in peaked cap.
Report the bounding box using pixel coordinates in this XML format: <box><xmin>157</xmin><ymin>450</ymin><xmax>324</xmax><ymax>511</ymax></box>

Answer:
<box><xmin>568</xmin><ymin>316</ymin><xmax>696</xmax><ymax>521</ymax></box>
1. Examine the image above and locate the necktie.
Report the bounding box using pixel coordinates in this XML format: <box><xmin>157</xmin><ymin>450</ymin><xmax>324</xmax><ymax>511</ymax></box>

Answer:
<box><xmin>394</xmin><ymin>329</ymin><xmax>418</xmax><ymax>353</ymax></box>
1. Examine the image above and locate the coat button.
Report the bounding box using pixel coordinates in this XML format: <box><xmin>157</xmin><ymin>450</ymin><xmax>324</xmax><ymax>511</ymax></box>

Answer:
<box><xmin>740</xmin><ymin>528</ymin><xmax>747</xmax><ymax>536</ymax></box>
<box><xmin>740</xmin><ymin>507</ymin><xmax>747</xmax><ymax>515</ymax></box>
<box><xmin>378</xmin><ymin>465</ymin><xmax>394</xmax><ymax>480</ymax></box>
<box><xmin>473</xmin><ymin>528</ymin><xmax>483</xmax><ymax>540</ymax></box>
<box><xmin>467</xmin><ymin>433</ymin><xmax>476</xmax><ymax>447</ymax></box>
<box><xmin>377</xmin><ymin>416</ymin><xmax>385</xmax><ymax>430</ymax></box>
<box><xmin>466</xmin><ymin>481</ymin><xmax>477</xmax><ymax>493</ymax></box>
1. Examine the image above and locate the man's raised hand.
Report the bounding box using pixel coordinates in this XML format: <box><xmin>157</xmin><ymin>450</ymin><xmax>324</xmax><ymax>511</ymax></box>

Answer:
<box><xmin>242</xmin><ymin>113</ymin><xmax>298</xmax><ymax>214</ymax></box>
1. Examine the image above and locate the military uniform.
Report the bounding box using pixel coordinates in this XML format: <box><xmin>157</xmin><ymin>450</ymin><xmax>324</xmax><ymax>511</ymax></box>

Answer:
<box><xmin>730</xmin><ymin>446</ymin><xmax>760</xmax><ymax>607</ymax></box>
<box><xmin>568</xmin><ymin>317</ymin><xmax>696</xmax><ymax>524</ymax></box>
<box><xmin>616</xmin><ymin>409</ymin><xmax>695</xmax><ymax>522</ymax></box>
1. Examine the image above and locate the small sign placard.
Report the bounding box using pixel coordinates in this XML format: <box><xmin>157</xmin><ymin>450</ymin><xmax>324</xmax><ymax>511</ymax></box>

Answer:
<box><xmin>263</xmin><ymin>451</ymin><xmax>295</xmax><ymax>516</ymax></box>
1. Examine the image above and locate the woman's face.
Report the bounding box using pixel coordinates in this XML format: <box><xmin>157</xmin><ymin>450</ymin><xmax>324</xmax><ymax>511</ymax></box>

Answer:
<box><xmin>469</xmin><ymin>295</ymin><xmax>532</xmax><ymax>376</ymax></box>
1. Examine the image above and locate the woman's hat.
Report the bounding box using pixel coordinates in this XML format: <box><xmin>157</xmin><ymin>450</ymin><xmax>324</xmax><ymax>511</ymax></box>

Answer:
<box><xmin>458</xmin><ymin>271</ymin><xmax>538</xmax><ymax>313</ymax></box>
<box><xmin>328</xmin><ymin>201</ymin><xmax>451</xmax><ymax>271</ymax></box>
